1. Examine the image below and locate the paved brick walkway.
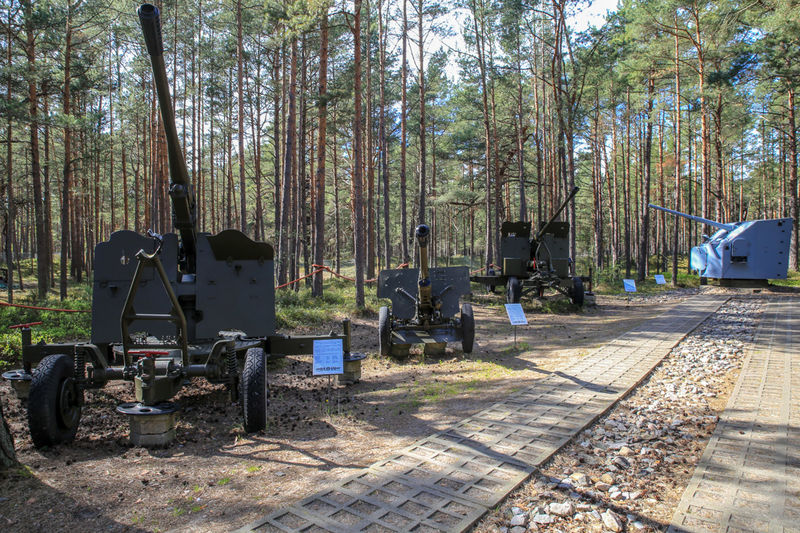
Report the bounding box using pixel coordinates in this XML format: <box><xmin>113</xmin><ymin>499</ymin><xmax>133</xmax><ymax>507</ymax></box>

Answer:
<box><xmin>236</xmin><ymin>295</ymin><xmax>728</xmax><ymax>533</ymax></box>
<box><xmin>670</xmin><ymin>297</ymin><xmax>799</xmax><ymax>533</ymax></box>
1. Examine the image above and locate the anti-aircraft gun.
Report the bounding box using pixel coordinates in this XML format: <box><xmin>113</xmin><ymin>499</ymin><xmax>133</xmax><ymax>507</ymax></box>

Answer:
<box><xmin>1</xmin><ymin>4</ymin><xmax>363</xmax><ymax>448</ymax></box>
<box><xmin>377</xmin><ymin>225</ymin><xmax>473</xmax><ymax>357</ymax></box>
<box><xmin>470</xmin><ymin>187</ymin><xmax>585</xmax><ymax>305</ymax></box>
<box><xmin>648</xmin><ymin>204</ymin><xmax>793</xmax><ymax>284</ymax></box>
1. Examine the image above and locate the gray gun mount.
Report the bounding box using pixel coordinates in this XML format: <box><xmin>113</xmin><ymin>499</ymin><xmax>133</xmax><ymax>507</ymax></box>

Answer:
<box><xmin>2</xmin><ymin>4</ymin><xmax>364</xmax><ymax>449</ymax></box>
<box><xmin>648</xmin><ymin>204</ymin><xmax>793</xmax><ymax>283</ymax></box>
<box><xmin>377</xmin><ymin>225</ymin><xmax>474</xmax><ymax>358</ymax></box>
<box><xmin>470</xmin><ymin>187</ymin><xmax>587</xmax><ymax>305</ymax></box>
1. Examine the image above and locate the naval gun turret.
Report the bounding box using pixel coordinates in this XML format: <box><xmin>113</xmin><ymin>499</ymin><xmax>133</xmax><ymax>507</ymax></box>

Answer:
<box><xmin>377</xmin><ymin>225</ymin><xmax>474</xmax><ymax>357</ymax></box>
<box><xmin>648</xmin><ymin>204</ymin><xmax>793</xmax><ymax>283</ymax></box>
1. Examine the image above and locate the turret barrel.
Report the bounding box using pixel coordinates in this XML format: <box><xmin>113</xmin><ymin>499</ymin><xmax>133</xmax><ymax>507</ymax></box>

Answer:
<box><xmin>647</xmin><ymin>204</ymin><xmax>737</xmax><ymax>232</ymax></box>
<box><xmin>535</xmin><ymin>186</ymin><xmax>579</xmax><ymax>240</ymax></box>
<box><xmin>138</xmin><ymin>4</ymin><xmax>197</xmax><ymax>273</ymax></box>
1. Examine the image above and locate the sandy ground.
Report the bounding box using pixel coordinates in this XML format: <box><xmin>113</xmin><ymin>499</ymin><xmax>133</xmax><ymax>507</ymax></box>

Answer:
<box><xmin>0</xmin><ymin>290</ymin><xmax>702</xmax><ymax>532</ymax></box>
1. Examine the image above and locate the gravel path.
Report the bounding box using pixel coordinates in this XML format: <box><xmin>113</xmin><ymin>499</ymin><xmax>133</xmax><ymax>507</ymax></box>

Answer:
<box><xmin>475</xmin><ymin>298</ymin><xmax>764</xmax><ymax>533</ymax></box>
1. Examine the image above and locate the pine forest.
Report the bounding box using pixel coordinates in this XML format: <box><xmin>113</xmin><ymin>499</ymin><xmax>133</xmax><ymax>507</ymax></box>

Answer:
<box><xmin>1</xmin><ymin>0</ymin><xmax>799</xmax><ymax>307</ymax></box>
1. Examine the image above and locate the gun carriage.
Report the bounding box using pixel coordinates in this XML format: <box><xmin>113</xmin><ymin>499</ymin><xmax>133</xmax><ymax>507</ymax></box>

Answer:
<box><xmin>471</xmin><ymin>187</ymin><xmax>585</xmax><ymax>305</ymax></box>
<box><xmin>2</xmin><ymin>4</ymin><xmax>364</xmax><ymax>448</ymax></box>
<box><xmin>377</xmin><ymin>225</ymin><xmax>474</xmax><ymax>357</ymax></box>
<box><xmin>648</xmin><ymin>204</ymin><xmax>793</xmax><ymax>284</ymax></box>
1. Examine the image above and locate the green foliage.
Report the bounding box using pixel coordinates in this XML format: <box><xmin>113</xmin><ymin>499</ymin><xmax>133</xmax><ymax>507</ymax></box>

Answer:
<box><xmin>592</xmin><ymin>255</ymin><xmax>701</xmax><ymax>295</ymax></box>
<box><xmin>0</xmin><ymin>284</ymin><xmax>91</xmax><ymax>372</ymax></box>
<box><xmin>275</xmin><ymin>278</ymin><xmax>382</xmax><ymax>329</ymax></box>
<box><xmin>770</xmin><ymin>270</ymin><xmax>800</xmax><ymax>288</ymax></box>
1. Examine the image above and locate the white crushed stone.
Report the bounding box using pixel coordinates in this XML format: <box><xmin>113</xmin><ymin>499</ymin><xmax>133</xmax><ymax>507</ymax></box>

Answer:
<box><xmin>481</xmin><ymin>298</ymin><xmax>762</xmax><ymax>532</ymax></box>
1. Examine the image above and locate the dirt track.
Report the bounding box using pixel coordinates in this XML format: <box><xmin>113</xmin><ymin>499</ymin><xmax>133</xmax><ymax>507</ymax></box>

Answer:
<box><xmin>0</xmin><ymin>291</ymin><xmax>696</xmax><ymax>532</ymax></box>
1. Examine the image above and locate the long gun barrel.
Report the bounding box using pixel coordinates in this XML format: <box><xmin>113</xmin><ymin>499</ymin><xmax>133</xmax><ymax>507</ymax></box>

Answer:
<box><xmin>535</xmin><ymin>186</ymin><xmax>579</xmax><ymax>240</ymax></box>
<box><xmin>648</xmin><ymin>204</ymin><xmax>737</xmax><ymax>232</ymax></box>
<box><xmin>415</xmin><ymin>224</ymin><xmax>432</xmax><ymax>311</ymax></box>
<box><xmin>138</xmin><ymin>4</ymin><xmax>197</xmax><ymax>273</ymax></box>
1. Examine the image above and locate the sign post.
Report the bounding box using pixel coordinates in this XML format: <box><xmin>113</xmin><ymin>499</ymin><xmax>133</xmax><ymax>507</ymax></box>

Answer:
<box><xmin>312</xmin><ymin>339</ymin><xmax>344</xmax><ymax>376</ymax></box>
<box><xmin>622</xmin><ymin>279</ymin><xmax>636</xmax><ymax>304</ymax></box>
<box><xmin>654</xmin><ymin>274</ymin><xmax>666</xmax><ymax>285</ymax></box>
<box><xmin>504</xmin><ymin>303</ymin><xmax>528</xmax><ymax>348</ymax></box>
<box><xmin>313</xmin><ymin>339</ymin><xmax>344</xmax><ymax>418</ymax></box>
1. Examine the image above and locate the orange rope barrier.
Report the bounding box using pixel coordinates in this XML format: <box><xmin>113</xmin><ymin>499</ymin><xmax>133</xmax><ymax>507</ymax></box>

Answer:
<box><xmin>275</xmin><ymin>268</ymin><xmax>326</xmax><ymax>289</ymax></box>
<box><xmin>469</xmin><ymin>264</ymin><xmax>502</xmax><ymax>275</ymax></box>
<box><xmin>0</xmin><ymin>300</ymin><xmax>90</xmax><ymax>313</ymax></box>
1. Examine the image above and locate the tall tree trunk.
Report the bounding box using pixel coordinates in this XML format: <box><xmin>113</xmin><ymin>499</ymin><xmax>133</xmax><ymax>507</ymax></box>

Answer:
<box><xmin>333</xmin><ymin>104</ymin><xmax>341</xmax><ymax>274</ymax></box>
<box><xmin>624</xmin><ymin>87</ymin><xmax>632</xmax><ymax>277</ymax></box>
<box><xmin>277</xmin><ymin>38</ymin><xmax>297</xmax><ymax>287</ymax></box>
<box><xmin>516</xmin><ymin>36</ymin><xmax>526</xmax><ymax>221</ymax></box>
<box><xmin>592</xmin><ymin>90</ymin><xmax>603</xmax><ymax>269</ymax></box>
<box><xmin>714</xmin><ymin>92</ymin><xmax>724</xmax><ymax>221</ymax></box>
<box><xmin>43</xmin><ymin>94</ymin><xmax>53</xmax><ymax>287</ymax></box>
<box><xmin>237</xmin><ymin>0</ymin><xmax>247</xmax><ymax>233</ymax></box>
<box><xmin>299</xmin><ymin>39</ymin><xmax>310</xmax><ymax>284</ymax></box>
<box><xmin>672</xmin><ymin>17</ymin><xmax>681</xmax><ymax>286</ymax></box>
<box><xmin>787</xmin><ymin>87</ymin><xmax>798</xmax><ymax>270</ymax></box>
<box><xmin>5</xmin><ymin>8</ymin><xmax>15</xmax><ymax>303</ymax></box>
<box><xmin>272</xmin><ymin>47</ymin><xmax>281</xmax><ymax>242</ymax></box>
<box><xmin>638</xmin><ymin>77</ymin><xmax>654</xmax><ymax>281</ymax></box>
<box><xmin>313</xmin><ymin>12</ymin><xmax>328</xmax><ymax>297</ymax></box>
<box><xmin>365</xmin><ymin>0</ymin><xmax>375</xmax><ymax>279</ymax></box>
<box><xmin>379</xmin><ymin>0</ymin><xmax>390</xmax><ymax>268</ymax></box>
<box><xmin>471</xmin><ymin>0</ymin><xmax>493</xmax><ymax>270</ymax></box>
<box><xmin>693</xmin><ymin>13</ymin><xmax>711</xmax><ymax>235</ymax></box>
<box><xmin>352</xmin><ymin>0</ymin><xmax>366</xmax><ymax>307</ymax></box>
<box><xmin>400</xmin><ymin>0</ymin><xmax>409</xmax><ymax>263</ymax></box>
<box><xmin>25</xmin><ymin>0</ymin><xmax>47</xmax><ymax>299</ymax></box>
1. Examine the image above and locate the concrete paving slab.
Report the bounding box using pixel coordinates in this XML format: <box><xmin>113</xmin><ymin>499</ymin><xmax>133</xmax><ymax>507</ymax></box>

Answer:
<box><xmin>670</xmin><ymin>298</ymin><xmax>799</xmax><ymax>533</ymax></box>
<box><xmin>236</xmin><ymin>295</ymin><xmax>728</xmax><ymax>533</ymax></box>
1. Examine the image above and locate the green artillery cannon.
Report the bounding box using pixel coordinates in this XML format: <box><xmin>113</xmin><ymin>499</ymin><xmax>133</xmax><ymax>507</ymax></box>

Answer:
<box><xmin>377</xmin><ymin>225</ymin><xmax>474</xmax><ymax>357</ymax></box>
<box><xmin>471</xmin><ymin>187</ymin><xmax>585</xmax><ymax>305</ymax></box>
<box><xmin>1</xmin><ymin>4</ymin><xmax>364</xmax><ymax>448</ymax></box>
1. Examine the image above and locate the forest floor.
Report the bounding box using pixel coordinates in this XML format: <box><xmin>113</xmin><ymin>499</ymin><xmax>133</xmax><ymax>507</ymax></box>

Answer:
<box><xmin>0</xmin><ymin>285</ymin><xmax>778</xmax><ymax>533</ymax></box>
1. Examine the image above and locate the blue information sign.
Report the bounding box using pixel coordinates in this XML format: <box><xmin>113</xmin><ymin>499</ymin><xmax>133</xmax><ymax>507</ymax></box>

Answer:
<box><xmin>623</xmin><ymin>279</ymin><xmax>637</xmax><ymax>292</ymax></box>
<box><xmin>654</xmin><ymin>274</ymin><xmax>666</xmax><ymax>285</ymax></box>
<box><xmin>504</xmin><ymin>303</ymin><xmax>528</xmax><ymax>326</ymax></box>
<box><xmin>313</xmin><ymin>339</ymin><xmax>344</xmax><ymax>376</ymax></box>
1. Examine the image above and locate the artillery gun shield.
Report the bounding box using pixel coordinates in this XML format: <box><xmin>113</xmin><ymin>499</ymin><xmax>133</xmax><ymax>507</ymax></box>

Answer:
<box><xmin>377</xmin><ymin>225</ymin><xmax>473</xmax><ymax>357</ymax></box>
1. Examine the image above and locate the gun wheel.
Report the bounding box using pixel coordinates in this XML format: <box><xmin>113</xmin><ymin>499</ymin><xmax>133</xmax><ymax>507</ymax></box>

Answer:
<box><xmin>506</xmin><ymin>276</ymin><xmax>522</xmax><ymax>304</ymax></box>
<box><xmin>378</xmin><ymin>306</ymin><xmax>391</xmax><ymax>357</ymax></box>
<box><xmin>28</xmin><ymin>354</ymin><xmax>83</xmax><ymax>448</ymax></box>
<box><xmin>241</xmin><ymin>348</ymin><xmax>268</xmax><ymax>433</ymax></box>
<box><xmin>570</xmin><ymin>277</ymin><xmax>585</xmax><ymax>306</ymax></box>
<box><xmin>461</xmin><ymin>304</ymin><xmax>475</xmax><ymax>354</ymax></box>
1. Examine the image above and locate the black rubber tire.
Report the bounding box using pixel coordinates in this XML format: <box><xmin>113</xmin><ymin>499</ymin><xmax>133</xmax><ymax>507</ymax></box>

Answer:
<box><xmin>378</xmin><ymin>306</ymin><xmax>391</xmax><ymax>357</ymax></box>
<box><xmin>461</xmin><ymin>303</ymin><xmax>475</xmax><ymax>354</ymax></box>
<box><xmin>506</xmin><ymin>276</ymin><xmax>522</xmax><ymax>304</ymax></box>
<box><xmin>241</xmin><ymin>348</ymin><xmax>268</xmax><ymax>433</ymax></box>
<box><xmin>570</xmin><ymin>276</ymin><xmax>585</xmax><ymax>306</ymax></box>
<box><xmin>28</xmin><ymin>354</ymin><xmax>82</xmax><ymax>448</ymax></box>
